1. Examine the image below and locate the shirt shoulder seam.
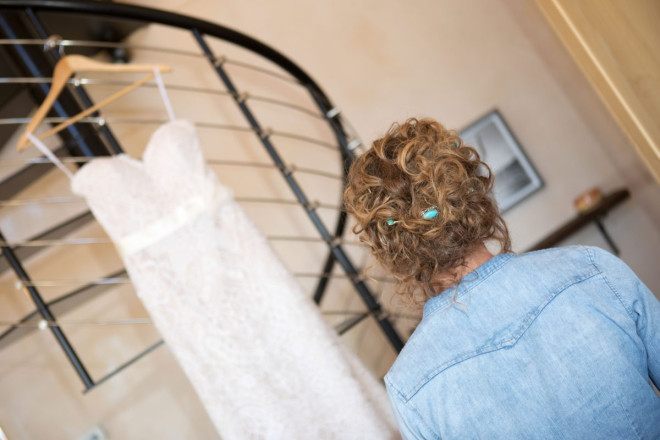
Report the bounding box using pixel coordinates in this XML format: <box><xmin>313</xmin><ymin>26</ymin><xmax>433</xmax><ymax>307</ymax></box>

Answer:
<box><xmin>403</xmin><ymin>392</ymin><xmax>443</xmax><ymax>440</ymax></box>
<box><xmin>385</xmin><ymin>377</ymin><xmax>441</xmax><ymax>440</ymax></box>
<box><xmin>585</xmin><ymin>246</ymin><xmax>636</xmax><ymax>321</ymax></box>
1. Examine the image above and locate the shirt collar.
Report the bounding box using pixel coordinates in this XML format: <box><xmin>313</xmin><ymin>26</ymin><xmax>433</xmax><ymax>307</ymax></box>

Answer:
<box><xmin>422</xmin><ymin>252</ymin><xmax>515</xmax><ymax>318</ymax></box>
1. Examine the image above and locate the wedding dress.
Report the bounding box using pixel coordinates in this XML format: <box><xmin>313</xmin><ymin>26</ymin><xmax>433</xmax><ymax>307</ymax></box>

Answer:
<box><xmin>70</xmin><ymin>120</ymin><xmax>398</xmax><ymax>439</ymax></box>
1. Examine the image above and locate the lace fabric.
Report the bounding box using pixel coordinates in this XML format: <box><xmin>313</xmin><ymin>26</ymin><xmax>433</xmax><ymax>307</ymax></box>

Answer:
<box><xmin>72</xmin><ymin>120</ymin><xmax>398</xmax><ymax>439</ymax></box>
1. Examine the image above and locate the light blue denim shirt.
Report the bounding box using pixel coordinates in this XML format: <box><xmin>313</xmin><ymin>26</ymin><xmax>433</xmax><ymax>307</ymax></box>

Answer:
<box><xmin>385</xmin><ymin>246</ymin><xmax>660</xmax><ymax>439</ymax></box>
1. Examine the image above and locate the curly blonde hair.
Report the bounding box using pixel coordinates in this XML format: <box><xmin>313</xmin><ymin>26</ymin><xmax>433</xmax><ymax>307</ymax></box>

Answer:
<box><xmin>343</xmin><ymin>118</ymin><xmax>511</xmax><ymax>304</ymax></box>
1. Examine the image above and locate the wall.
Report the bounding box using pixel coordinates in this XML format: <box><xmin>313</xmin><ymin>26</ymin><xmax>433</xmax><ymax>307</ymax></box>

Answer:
<box><xmin>1</xmin><ymin>0</ymin><xmax>659</xmax><ymax>438</ymax></box>
<box><xmin>128</xmin><ymin>0</ymin><xmax>660</xmax><ymax>285</ymax></box>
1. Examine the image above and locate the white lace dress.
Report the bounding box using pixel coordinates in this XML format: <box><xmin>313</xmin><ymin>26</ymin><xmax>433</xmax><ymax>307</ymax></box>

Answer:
<box><xmin>71</xmin><ymin>120</ymin><xmax>398</xmax><ymax>439</ymax></box>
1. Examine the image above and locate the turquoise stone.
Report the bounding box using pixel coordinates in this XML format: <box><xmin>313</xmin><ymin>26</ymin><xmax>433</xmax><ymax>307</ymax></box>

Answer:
<box><xmin>422</xmin><ymin>209</ymin><xmax>439</xmax><ymax>220</ymax></box>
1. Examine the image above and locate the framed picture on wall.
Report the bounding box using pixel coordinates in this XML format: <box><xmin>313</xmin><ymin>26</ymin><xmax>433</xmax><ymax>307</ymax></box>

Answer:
<box><xmin>460</xmin><ymin>110</ymin><xmax>543</xmax><ymax>213</ymax></box>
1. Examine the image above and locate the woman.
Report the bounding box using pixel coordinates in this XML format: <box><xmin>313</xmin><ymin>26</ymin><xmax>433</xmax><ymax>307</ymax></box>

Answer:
<box><xmin>343</xmin><ymin>118</ymin><xmax>660</xmax><ymax>439</ymax></box>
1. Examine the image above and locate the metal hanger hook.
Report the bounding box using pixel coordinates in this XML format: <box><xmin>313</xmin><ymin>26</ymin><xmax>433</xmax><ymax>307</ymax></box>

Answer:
<box><xmin>43</xmin><ymin>34</ymin><xmax>65</xmax><ymax>56</ymax></box>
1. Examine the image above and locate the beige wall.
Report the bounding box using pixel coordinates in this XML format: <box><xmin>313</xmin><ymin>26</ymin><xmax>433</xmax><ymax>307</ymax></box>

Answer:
<box><xmin>135</xmin><ymin>0</ymin><xmax>660</xmax><ymax>284</ymax></box>
<box><xmin>1</xmin><ymin>0</ymin><xmax>659</xmax><ymax>438</ymax></box>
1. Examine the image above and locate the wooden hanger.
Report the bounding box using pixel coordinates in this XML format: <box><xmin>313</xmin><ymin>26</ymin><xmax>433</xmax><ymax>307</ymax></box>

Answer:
<box><xmin>18</xmin><ymin>54</ymin><xmax>172</xmax><ymax>152</ymax></box>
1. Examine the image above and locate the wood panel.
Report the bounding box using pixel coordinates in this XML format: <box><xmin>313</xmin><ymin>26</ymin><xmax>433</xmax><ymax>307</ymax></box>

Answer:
<box><xmin>535</xmin><ymin>0</ymin><xmax>660</xmax><ymax>183</ymax></box>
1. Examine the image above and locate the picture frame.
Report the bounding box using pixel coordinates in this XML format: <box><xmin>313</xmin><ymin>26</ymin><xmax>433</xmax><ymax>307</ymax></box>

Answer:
<box><xmin>460</xmin><ymin>110</ymin><xmax>543</xmax><ymax>213</ymax></box>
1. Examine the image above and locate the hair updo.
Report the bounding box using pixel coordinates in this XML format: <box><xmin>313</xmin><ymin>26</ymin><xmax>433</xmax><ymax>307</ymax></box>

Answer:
<box><xmin>343</xmin><ymin>118</ymin><xmax>511</xmax><ymax>304</ymax></box>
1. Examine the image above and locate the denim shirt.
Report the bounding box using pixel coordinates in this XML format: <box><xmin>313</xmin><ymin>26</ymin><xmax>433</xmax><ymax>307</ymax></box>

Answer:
<box><xmin>384</xmin><ymin>246</ymin><xmax>660</xmax><ymax>439</ymax></box>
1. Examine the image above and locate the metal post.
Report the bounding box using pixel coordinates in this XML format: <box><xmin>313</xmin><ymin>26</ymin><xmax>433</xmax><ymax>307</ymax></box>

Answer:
<box><xmin>595</xmin><ymin>217</ymin><xmax>620</xmax><ymax>255</ymax></box>
<box><xmin>0</xmin><ymin>229</ymin><xmax>94</xmax><ymax>390</ymax></box>
<box><xmin>192</xmin><ymin>29</ymin><xmax>404</xmax><ymax>351</ymax></box>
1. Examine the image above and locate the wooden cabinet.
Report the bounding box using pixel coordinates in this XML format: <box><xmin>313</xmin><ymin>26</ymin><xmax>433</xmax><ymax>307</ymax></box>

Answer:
<box><xmin>535</xmin><ymin>0</ymin><xmax>660</xmax><ymax>184</ymax></box>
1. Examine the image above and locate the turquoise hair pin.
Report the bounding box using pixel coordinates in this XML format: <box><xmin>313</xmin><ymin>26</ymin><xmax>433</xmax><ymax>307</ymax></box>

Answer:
<box><xmin>387</xmin><ymin>206</ymin><xmax>438</xmax><ymax>226</ymax></box>
<box><xmin>421</xmin><ymin>206</ymin><xmax>439</xmax><ymax>220</ymax></box>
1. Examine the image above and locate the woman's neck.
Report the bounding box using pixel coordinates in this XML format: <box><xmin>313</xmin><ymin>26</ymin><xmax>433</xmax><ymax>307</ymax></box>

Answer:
<box><xmin>432</xmin><ymin>243</ymin><xmax>494</xmax><ymax>291</ymax></box>
<box><xmin>458</xmin><ymin>243</ymin><xmax>494</xmax><ymax>279</ymax></box>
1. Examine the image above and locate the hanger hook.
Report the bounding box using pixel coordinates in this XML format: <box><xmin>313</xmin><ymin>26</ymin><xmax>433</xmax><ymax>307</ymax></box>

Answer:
<box><xmin>43</xmin><ymin>34</ymin><xmax>65</xmax><ymax>57</ymax></box>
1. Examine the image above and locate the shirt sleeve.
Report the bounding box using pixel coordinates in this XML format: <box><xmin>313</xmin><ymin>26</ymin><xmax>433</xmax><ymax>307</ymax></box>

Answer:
<box><xmin>385</xmin><ymin>379</ymin><xmax>440</xmax><ymax>440</ymax></box>
<box><xmin>589</xmin><ymin>246</ymin><xmax>660</xmax><ymax>387</ymax></box>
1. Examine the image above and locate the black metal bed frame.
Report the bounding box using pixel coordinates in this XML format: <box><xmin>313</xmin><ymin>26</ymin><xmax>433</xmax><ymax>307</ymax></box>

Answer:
<box><xmin>0</xmin><ymin>0</ymin><xmax>404</xmax><ymax>392</ymax></box>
